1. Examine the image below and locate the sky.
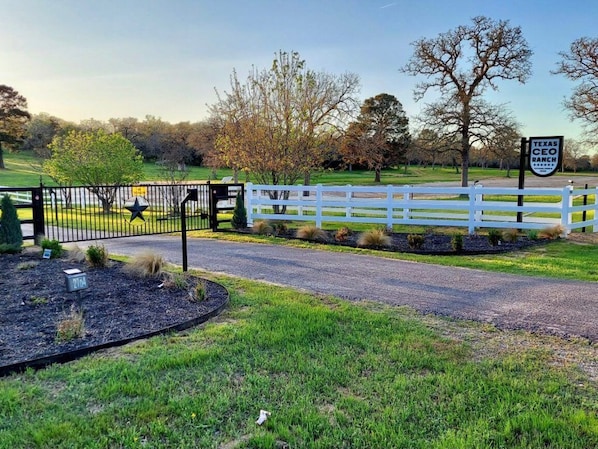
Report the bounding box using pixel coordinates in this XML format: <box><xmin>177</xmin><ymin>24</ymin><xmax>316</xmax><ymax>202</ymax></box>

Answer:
<box><xmin>2</xmin><ymin>0</ymin><xmax>598</xmax><ymax>144</ymax></box>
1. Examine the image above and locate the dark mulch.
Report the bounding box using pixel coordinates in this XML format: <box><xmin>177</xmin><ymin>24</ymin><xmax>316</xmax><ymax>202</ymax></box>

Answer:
<box><xmin>0</xmin><ymin>249</ymin><xmax>228</xmax><ymax>375</ymax></box>
<box><xmin>242</xmin><ymin>228</ymin><xmax>546</xmax><ymax>255</ymax></box>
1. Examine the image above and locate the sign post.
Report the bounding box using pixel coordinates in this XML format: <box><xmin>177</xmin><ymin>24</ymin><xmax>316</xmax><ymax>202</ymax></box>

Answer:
<box><xmin>517</xmin><ymin>136</ymin><xmax>564</xmax><ymax>223</ymax></box>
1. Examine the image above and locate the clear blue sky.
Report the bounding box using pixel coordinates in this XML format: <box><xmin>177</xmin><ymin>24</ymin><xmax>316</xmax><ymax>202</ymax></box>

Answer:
<box><xmin>3</xmin><ymin>0</ymin><xmax>597</xmax><ymax>144</ymax></box>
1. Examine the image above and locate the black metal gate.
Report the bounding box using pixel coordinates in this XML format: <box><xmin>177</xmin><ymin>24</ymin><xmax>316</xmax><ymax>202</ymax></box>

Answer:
<box><xmin>42</xmin><ymin>183</ymin><xmax>213</xmax><ymax>243</ymax></box>
<box><xmin>0</xmin><ymin>186</ymin><xmax>45</xmax><ymax>242</ymax></box>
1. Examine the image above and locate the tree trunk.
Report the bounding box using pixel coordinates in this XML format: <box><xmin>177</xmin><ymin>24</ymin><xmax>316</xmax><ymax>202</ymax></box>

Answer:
<box><xmin>0</xmin><ymin>142</ymin><xmax>5</xmax><ymax>169</ymax></box>
<box><xmin>374</xmin><ymin>166</ymin><xmax>381</xmax><ymax>183</ymax></box>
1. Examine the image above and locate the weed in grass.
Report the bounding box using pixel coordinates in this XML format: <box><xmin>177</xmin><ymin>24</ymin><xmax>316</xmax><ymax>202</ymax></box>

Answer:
<box><xmin>40</xmin><ymin>238</ymin><xmax>63</xmax><ymax>258</ymax></box>
<box><xmin>487</xmin><ymin>228</ymin><xmax>503</xmax><ymax>246</ymax></box>
<box><xmin>56</xmin><ymin>305</ymin><xmax>85</xmax><ymax>342</ymax></box>
<box><xmin>252</xmin><ymin>220</ymin><xmax>273</xmax><ymax>235</ymax></box>
<box><xmin>296</xmin><ymin>224</ymin><xmax>328</xmax><ymax>242</ymax></box>
<box><xmin>407</xmin><ymin>233</ymin><xmax>425</xmax><ymax>249</ymax></box>
<box><xmin>124</xmin><ymin>251</ymin><xmax>165</xmax><ymax>278</ymax></box>
<box><xmin>357</xmin><ymin>228</ymin><xmax>391</xmax><ymax>248</ymax></box>
<box><xmin>86</xmin><ymin>244</ymin><xmax>109</xmax><ymax>267</ymax></box>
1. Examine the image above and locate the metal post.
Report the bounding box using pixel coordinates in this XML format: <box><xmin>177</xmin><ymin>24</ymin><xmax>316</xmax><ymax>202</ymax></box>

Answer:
<box><xmin>517</xmin><ymin>137</ymin><xmax>527</xmax><ymax>224</ymax></box>
<box><xmin>181</xmin><ymin>189</ymin><xmax>198</xmax><ymax>272</ymax></box>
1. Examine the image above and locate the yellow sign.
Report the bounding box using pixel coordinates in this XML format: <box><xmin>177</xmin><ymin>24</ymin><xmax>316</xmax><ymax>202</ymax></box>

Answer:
<box><xmin>132</xmin><ymin>186</ymin><xmax>147</xmax><ymax>197</ymax></box>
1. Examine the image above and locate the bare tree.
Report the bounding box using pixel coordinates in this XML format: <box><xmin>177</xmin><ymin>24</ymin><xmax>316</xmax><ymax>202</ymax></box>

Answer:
<box><xmin>553</xmin><ymin>37</ymin><xmax>598</xmax><ymax>146</ymax></box>
<box><xmin>210</xmin><ymin>50</ymin><xmax>360</xmax><ymax>212</ymax></box>
<box><xmin>401</xmin><ymin>16</ymin><xmax>532</xmax><ymax>186</ymax></box>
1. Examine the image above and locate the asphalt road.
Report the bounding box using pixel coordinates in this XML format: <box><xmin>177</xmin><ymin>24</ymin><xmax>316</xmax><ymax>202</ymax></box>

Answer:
<box><xmin>79</xmin><ymin>235</ymin><xmax>598</xmax><ymax>342</ymax></box>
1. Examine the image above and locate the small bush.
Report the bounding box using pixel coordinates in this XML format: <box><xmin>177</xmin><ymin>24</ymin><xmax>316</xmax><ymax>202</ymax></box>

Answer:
<box><xmin>527</xmin><ymin>229</ymin><xmax>539</xmax><ymax>241</ymax></box>
<box><xmin>335</xmin><ymin>227</ymin><xmax>352</xmax><ymax>242</ymax></box>
<box><xmin>357</xmin><ymin>229</ymin><xmax>391</xmax><ymax>249</ymax></box>
<box><xmin>0</xmin><ymin>243</ymin><xmax>22</xmax><ymax>254</ymax></box>
<box><xmin>86</xmin><ymin>244</ymin><xmax>109</xmax><ymax>267</ymax></box>
<box><xmin>487</xmin><ymin>229</ymin><xmax>502</xmax><ymax>246</ymax></box>
<box><xmin>296</xmin><ymin>225</ymin><xmax>328</xmax><ymax>242</ymax></box>
<box><xmin>41</xmin><ymin>238</ymin><xmax>63</xmax><ymax>259</ymax></box>
<box><xmin>502</xmin><ymin>228</ymin><xmax>519</xmax><ymax>243</ymax></box>
<box><xmin>231</xmin><ymin>192</ymin><xmax>247</xmax><ymax>229</ymax></box>
<box><xmin>194</xmin><ymin>279</ymin><xmax>206</xmax><ymax>302</ymax></box>
<box><xmin>451</xmin><ymin>233</ymin><xmax>464</xmax><ymax>252</ymax></box>
<box><xmin>407</xmin><ymin>234</ymin><xmax>425</xmax><ymax>249</ymax></box>
<box><xmin>272</xmin><ymin>221</ymin><xmax>288</xmax><ymax>236</ymax></box>
<box><xmin>17</xmin><ymin>261</ymin><xmax>38</xmax><ymax>270</ymax></box>
<box><xmin>56</xmin><ymin>306</ymin><xmax>85</xmax><ymax>342</ymax></box>
<box><xmin>0</xmin><ymin>195</ymin><xmax>23</xmax><ymax>250</ymax></box>
<box><xmin>252</xmin><ymin>220</ymin><xmax>273</xmax><ymax>235</ymax></box>
<box><xmin>539</xmin><ymin>224</ymin><xmax>565</xmax><ymax>240</ymax></box>
<box><xmin>124</xmin><ymin>251</ymin><xmax>165</xmax><ymax>278</ymax></box>
<box><xmin>161</xmin><ymin>272</ymin><xmax>189</xmax><ymax>290</ymax></box>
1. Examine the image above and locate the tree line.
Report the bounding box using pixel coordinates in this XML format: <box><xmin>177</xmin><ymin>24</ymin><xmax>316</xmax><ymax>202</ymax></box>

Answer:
<box><xmin>2</xmin><ymin>16</ymin><xmax>598</xmax><ymax>189</ymax></box>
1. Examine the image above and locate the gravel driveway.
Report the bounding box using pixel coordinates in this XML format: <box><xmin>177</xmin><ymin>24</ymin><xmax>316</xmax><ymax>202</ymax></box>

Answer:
<box><xmin>83</xmin><ymin>235</ymin><xmax>598</xmax><ymax>343</ymax></box>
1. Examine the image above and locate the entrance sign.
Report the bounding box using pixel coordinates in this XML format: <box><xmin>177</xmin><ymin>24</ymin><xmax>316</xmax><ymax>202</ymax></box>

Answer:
<box><xmin>528</xmin><ymin>136</ymin><xmax>563</xmax><ymax>177</ymax></box>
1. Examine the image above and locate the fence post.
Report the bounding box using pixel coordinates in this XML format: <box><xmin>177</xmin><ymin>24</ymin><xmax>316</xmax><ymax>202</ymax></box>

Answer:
<box><xmin>468</xmin><ymin>185</ymin><xmax>476</xmax><ymax>234</ymax></box>
<box><xmin>474</xmin><ymin>184</ymin><xmax>483</xmax><ymax>228</ymax></box>
<box><xmin>245</xmin><ymin>182</ymin><xmax>253</xmax><ymax>226</ymax></box>
<box><xmin>561</xmin><ymin>186</ymin><xmax>573</xmax><ymax>235</ymax></box>
<box><xmin>386</xmin><ymin>185</ymin><xmax>394</xmax><ymax>229</ymax></box>
<box><xmin>297</xmin><ymin>184</ymin><xmax>304</xmax><ymax>218</ymax></box>
<box><xmin>594</xmin><ymin>187</ymin><xmax>598</xmax><ymax>233</ymax></box>
<box><xmin>402</xmin><ymin>186</ymin><xmax>411</xmax><ymax>224</ymax></box>
<box><xmin>315</xmin><ymin>184</ymin><xmax>323</xmax><ymax>228</ymax></box>
<box><xmin>32</xmin><ymin>185</ymin><xmax>45</xmax><ymax>243</ymax></box>
<box><xmin>345</xmin><ymin>185</ymin><xmax>352</xmax><ymax>219</ymax></box>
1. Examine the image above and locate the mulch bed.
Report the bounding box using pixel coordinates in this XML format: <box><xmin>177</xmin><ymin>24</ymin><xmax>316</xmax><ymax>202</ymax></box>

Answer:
<box><xmin>0</xmin><ymin>249</ymin><xmax>228</xmax><ymax>375</ymax></box>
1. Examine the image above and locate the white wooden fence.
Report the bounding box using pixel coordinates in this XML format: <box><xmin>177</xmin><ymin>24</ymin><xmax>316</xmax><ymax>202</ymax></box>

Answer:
<box><xmin>244</xmin><ymin>183</ymin><xmax>598</xmax><ymax>234</ymax></box>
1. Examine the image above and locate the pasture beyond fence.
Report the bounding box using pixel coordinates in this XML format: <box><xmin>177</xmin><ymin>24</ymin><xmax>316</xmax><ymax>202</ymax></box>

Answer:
<box><xmin>245</xmin><ymin>183</ymin><xmax>598</xmax><ymax>234</ymax></box>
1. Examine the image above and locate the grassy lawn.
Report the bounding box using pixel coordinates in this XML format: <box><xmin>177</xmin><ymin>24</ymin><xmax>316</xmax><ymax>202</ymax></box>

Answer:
<box><xmin>1</xmin><ymin>273</ymin><xmax>596</xmax><ymax>448</ymax></box>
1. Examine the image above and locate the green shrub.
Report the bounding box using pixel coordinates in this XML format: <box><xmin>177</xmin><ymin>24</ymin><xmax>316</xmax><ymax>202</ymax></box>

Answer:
<box><xmin>527</xmin><ymin>229</ymin><xmax>539</xmax><ymax>241</ymax></box>
<box><xmin>357</xmin><ymin>229</ymin><xmax>391</xmax><ymax>249</ymax></box>
<box><xmin>86</xmin><ymin>244</ymin><xmax>109</xmax><ymax>267</ymax></box>
<box><xmin>124</xmin><ymin>251</ymin><xmax>165</xmax><ymax>278</ymax></box>
<box><xmin>194</xmin><ymin>279</ymin><xmax>206</xmax><ymax>302</ymax></box>
<box><xmin>0</xmin><ymin>195</ymin><xmax>22</xmax><ymax>250</ymax></box>
<box><xmin>161</xmin><ymin>272</ymin><xmax>189</xmax><ymax>290</ymax></box>
<box><xmin>296</xmin><ymin>225</ymin><xmax>328</xmax><ymax>242</ymax></box>
<box><xmin>487</xmin><ymin>229</ymin><xmax>502</xmax><ymax>246</ymax></box>
<box><xmin>407</xmin><ymin>234</ymin><xmax>425</xmax><ymax>249</ymax></box>
<box><xmin>0</xmin><ymin>243</ymin><xmax>22</xmax><ymax>254</ymax></box>
<box><xmin>41</xmin><ymin>238</ymin><xmax>63</xmax><ymax>259</ymax></box>
<box><xmin>231</xmin><ymin>192</ymin><xmax>247</xmax><ymax>229</ymax></box>
<box><xmin>451</xmin><ymin>233</ymin><xmax>464</xmax><ymax>252</ymax></box>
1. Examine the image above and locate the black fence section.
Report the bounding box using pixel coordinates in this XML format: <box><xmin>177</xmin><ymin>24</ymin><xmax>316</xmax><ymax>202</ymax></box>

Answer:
<box><xmin>42</xmin><ymin>183</ymin><xmax>212</xmax><ymax>243</ymax></box>
<box><xmin>0</xmin><ymin>186</ymin><xmax>45</xmax><ymax>242</ymax></box>
<box><xmin>209</xmin><ymin>183</ymin><xmax>244</xmax><ymax>231</ymax></box>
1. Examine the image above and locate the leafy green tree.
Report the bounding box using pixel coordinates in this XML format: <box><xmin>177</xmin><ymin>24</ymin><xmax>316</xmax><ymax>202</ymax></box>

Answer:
<box><xmin>340</xmin><ymin>93</ymin><xmax>410</xmax><ymax>182</ymax></box>
<box><xmin>402</xmin><ymin>16</ymin><xmax>532</xmax><ymax>186</ymax></box>
<box><xmin>0</xmin><ymin>85</ymin><xmax>30</xmax><ymax>169</ymax></box>
<box><xmin>0</xmin><ymin>195</ymin><xmax>23</xmax><ymax>252</ymax></box>
<box><xmin>231</xmin><ymin>192</ymin><xmax>247</xmax><ymax>229</ymax></box>
<box><xmin>44</xmin><ymin>129</ymin><xmax>144</xmax><ymax>213</ymax></box>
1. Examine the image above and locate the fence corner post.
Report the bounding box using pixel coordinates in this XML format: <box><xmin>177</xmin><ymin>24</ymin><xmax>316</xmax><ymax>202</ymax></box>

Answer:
<box><xmin>245</xmin><ymin>182</ymin><xmax>253</xmax><ymax>226</ymax></box>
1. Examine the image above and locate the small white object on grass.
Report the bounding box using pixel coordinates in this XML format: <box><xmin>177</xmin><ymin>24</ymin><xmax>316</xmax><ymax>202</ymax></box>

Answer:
<box><xmin>256</xmin><ymin>409</ymin><xmax>271</xmax><ymax>425</ymax></box>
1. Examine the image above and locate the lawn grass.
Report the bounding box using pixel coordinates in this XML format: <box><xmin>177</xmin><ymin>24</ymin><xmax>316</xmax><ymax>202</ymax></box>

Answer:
<box><xmin>0</xmin><ymin>274</ymin><xmax>596</xmax><ymax>448</ymax></box>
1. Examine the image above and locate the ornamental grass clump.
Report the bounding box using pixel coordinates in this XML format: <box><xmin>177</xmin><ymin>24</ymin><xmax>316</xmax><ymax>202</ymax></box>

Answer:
<box><xmin>407</xmin><ymin>234</ymin><xmax>425</xmax><ymax>249</ymax></box>
<box><xmin>502</xmin><ymin>228</ymin><xmax>520</xmax><ymax>243</ymax></box>
<box><xmin>124</xmin><ymin>251</ymin><xmax>165</xmax><ymax>278</ymax></box>
<box><xmin>252</xmin><ymin>220</ymin><xmax>273</xmax><ymax>235</ymax></box>
<box><xmin>487</xmin><ymin>229</ymin><xmax>502</xmax><ymax>246</ymax></box>
<box><xmin>296</xmin><ymin>224</ymin><xmax>328</xmax><ymax>242</ymax></box>
<box><xmin>451</xmin><ymin>233</ymin><xmax>464</xmax><ymax>252</ymax></box>
<box><xmin>357</xmin><ymin>228</ymin><xmax>391</xmax><ymax>249</ymax></box>
<box><xmin>539</xmin><ymin>224</ymin><xmax>565</xmax><ymax>240</ymax></box>
<box><xmin>86</xmin><ymin>244</ymin><xmax>109</xmax><ymax>267</ymax></box>
<box><xmin>335</xmin><ymin>227</ymin><xmax>352</xmax><ymax>242</ymax></box>
<box><xmin>56</xmin><ymin>306</ymin><xmax>85</xmax><ymax>343</ymax></box>
<box><xmin>41</xmin><ymin>238</ymin><xmax>63</xmax><ymax>258</ymax></box>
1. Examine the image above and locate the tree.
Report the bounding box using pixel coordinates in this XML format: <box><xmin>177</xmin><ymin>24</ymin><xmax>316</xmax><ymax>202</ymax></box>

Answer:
<box><xmin>0</xmin><ymin>85</ymin><xmax>30</xmax><ymax>169</ymax></box>
<box><xmin>562</xmin><ymin>139</ymin><xmax>588</xmax><ymax>173</ymax></box>
<box><xmin>0</xmin><ymin>195</ymin><xmax>23</xmax><ymax>252</ymax></box>
<box><xmin>340</xmin><ymin>93</ymin><xmax>410</xmax><ymax>182</ymax></box>
<box><xmin>553</xmin><ymin>37</ymin><xmax>598</xmax><ymax>145</ymax></box>
<box><xmin>44</xmin><ymin>129</ymin><xmax>144</xmax><ymax>213</ymax></box>
<box><xmin>401</xmin><ymin>16</ymin><xmax>532</xmax><ymax>186</ymax></box>
<box><xmin>211</xmin><ymin>50</ymin><xmax>360</xmax><ymax>211</ymax></box>
<box><xmin>231</xmin><ymin>192</ymin><xmax>247</xmax><ymax>229</ymax></box>
<box><xmin>23</xmin><ymin>113</ymin><xmax>65</xmax><ymax>159</ymax></box>
<box><xmin>484</xmin><ymin>119</ymin><xmax>521</xmax><ymax>177</ymax></box>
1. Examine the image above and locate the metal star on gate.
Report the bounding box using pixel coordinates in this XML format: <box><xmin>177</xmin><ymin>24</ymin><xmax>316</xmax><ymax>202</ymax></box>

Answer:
<box><xmin>125</xmin><ymin>197</ymin><xmax>148</xmax><ymax>222</ymax></box>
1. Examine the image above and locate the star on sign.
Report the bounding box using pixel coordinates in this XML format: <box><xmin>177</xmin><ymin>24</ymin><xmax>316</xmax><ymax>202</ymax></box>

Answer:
<box><xmin>125</xmin><ymin>197</ymin><xmax>148</xmax><ymax>222</ymax></box>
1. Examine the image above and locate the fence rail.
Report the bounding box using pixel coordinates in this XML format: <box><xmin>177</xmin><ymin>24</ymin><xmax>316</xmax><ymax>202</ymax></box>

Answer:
<box><xmin>245</xmin><ymin>183</ymin><xmax>598</xmax><ymax>234</ymax></box>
